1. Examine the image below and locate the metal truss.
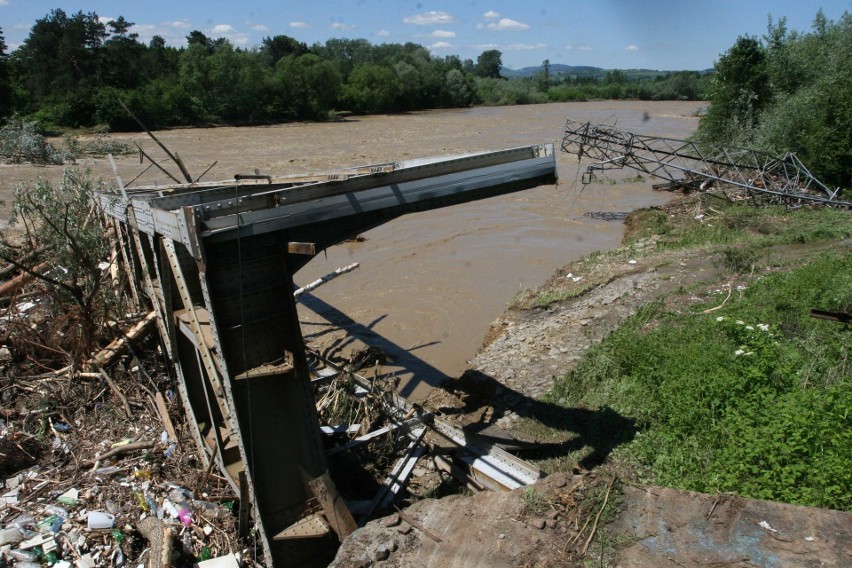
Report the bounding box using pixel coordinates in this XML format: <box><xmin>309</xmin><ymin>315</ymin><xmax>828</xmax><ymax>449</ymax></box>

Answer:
<box><xmin>561</xmin><ymin>118</ymin><xmax>850</xmax><ymax>207</ymax></box>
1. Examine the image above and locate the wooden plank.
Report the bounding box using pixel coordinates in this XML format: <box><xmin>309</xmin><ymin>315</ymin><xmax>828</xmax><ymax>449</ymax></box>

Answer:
<box><xmin>308</xmin><ymin>472</ymin><xmax>357</xmax><ymax>541</ymax></box>
<box><xmin>153</xmin><ymin>391</ymin><xmax>179</xmax><ymax>443</ymax></box>
<box><xmin>287</xmin><ymin>242</ymin><xmax>316</xmax><ymax>256</ymax></box>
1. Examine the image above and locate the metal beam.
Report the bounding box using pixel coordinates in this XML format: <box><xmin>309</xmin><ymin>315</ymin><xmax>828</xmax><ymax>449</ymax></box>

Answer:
<box><xmin>98</xmin><ymin>144</ymin><xmax>556</xmax><ymax>567</ymax></box>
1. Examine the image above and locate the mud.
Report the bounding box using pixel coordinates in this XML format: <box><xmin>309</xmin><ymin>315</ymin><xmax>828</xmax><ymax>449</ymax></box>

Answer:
<box><xmin>0</xmin><ymin>101</ymin><xmax>703</xmax><ymax>400</ymax></box>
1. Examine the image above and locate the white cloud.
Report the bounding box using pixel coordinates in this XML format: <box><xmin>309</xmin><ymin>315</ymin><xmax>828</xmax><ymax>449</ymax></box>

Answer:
<box><xmin>209</xmin><ymin>24</ymin><xmax>248</xmax><ymax>46</ymax></box>
<box><xmin>289</xmin><ymin>22</ymin><xmax>311</xmax><ymax>29</ymax></box>
<box><xmin>403</xmin><ymin>11</ymin><xmax>455</xmax><ymax>25</ymax></box>
<box><xmin>129</xmin><ymin>20</ymin><xmax>194</xmax><ymax>46</ymax></box>
<box><xmin>432</xmin><ymin>29</ymin><xmax>456</xmax><ymax>38</ymax></box>
<box><xmin>625</xmin><ymin>44</ymin><xmax>640</xmax><ymax>51</ymax></box>
<box><xmin>476</xmin><ymin>23</ymin><xmax>485</xmax><ymax>30</ymax></box>
<box><xmin>430</xmin><ymin>41</ymin><xmax>453</xmax><ymax>50</ymax></box>
<box><xmin>483</xmin><ymin>10</ymin><xmax>500</xmax><ymax>20</ymax></box>
<box><xmin>330</xmin><ymin>22</ymin><xmax>353</xmax><ymax>31</ymax></box>
<box><xmin>476</xmin><ymin>43</ymin><xmax>499</xmax><ymax>50</ymax></box>
<box><xmin>505</xmin><ymin>43</ymin><xmax>547</xmax><ymax>51</ymax></box>
<box><xmin>487</xmin><ymin>18</ymin><xmax>530</xmax><ymax>31</ymax></box>
<box><xmin>0</xmin><ymin>1</ymin><xmax>9</xmax><ymax>6</ymax></box>
<box><xmin>251</xmin><ymin>24</ymin><xmax>271</xmax><ymax>32</ymax></box>
<box><xmin>578</xmin><ymin>45</ymin><xmax>593</xmax><ymax>51</ymax></box>
<box><xmin>376</xmin><ymin>29</ymin><xmax>391</xmax><ymax>37</ymax></box>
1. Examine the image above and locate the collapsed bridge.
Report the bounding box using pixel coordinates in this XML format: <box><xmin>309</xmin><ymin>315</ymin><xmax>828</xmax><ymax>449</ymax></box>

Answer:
<box><xmin>97</xmin><ymin>144</ymin><xmax>557</xmax><ymax>566</ymax></box>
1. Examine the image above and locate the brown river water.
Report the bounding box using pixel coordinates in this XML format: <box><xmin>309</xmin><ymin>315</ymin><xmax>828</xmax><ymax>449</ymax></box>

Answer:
<box><xmin>0</xmin><ymin>100</ymin><xmax>704</xmax><ymax>398</ymax></box>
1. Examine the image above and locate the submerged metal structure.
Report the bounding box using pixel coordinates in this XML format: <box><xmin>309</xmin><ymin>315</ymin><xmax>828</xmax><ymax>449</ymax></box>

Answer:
<box><xmin>561</xmin><ymin>118</ymin><xmax>850</xmax><ymax>207</ymax></box>
<box><xmin>97</xmin><ymin>144</ymin><xmax>556</xmax><ymax>566</ymax></box>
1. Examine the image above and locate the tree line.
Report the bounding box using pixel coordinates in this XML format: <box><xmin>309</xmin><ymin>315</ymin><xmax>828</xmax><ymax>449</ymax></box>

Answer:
<box><xmin>696</xmin><ymin>10</ymin><xmax>851</xmax><ymax>189</ymax></box>
<box><xmin>0</xmin><ymin>9</ymin><xmax>706</xmax><ymax>132</ymax></box>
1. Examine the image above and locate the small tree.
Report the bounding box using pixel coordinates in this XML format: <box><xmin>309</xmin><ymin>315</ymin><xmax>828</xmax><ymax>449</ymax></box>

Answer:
<box><xmin>474</xmin><ymin>49</ymin><xmax>503</xmax><ymax>79</ymax></box>
<box><xmin>0</xmin><ymin>169</ymin><xmax>117</xmax><ymax>363</ymax></box>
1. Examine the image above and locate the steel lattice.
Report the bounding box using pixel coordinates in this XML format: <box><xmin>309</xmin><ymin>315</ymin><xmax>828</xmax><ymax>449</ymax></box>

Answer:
<box><xmin>561</xmin><ymin>119</ymin><xmax>850</xmax><ymax>207</ymax></box>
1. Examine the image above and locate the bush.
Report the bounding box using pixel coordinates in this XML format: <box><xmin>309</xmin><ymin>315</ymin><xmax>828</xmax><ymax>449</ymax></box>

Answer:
<box><xmin>0</xmin><ymin>169</ymin><xmax>121</xmax><ymax>362</ymax></box>
<box><xmin>0</xmin><ymin>116</ymin><xmax>73</xmax><ymax>164</ymax></box>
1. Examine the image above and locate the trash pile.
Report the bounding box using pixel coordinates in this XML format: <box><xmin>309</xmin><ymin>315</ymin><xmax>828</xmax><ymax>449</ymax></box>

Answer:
<box><xmin>0</xmin><ymin>325</ymin><xmax>254</xmax><ymax>568</ymax></box>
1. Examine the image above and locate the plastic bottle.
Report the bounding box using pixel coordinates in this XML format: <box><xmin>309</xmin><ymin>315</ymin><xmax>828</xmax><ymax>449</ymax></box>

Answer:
<box><xmin>5</xmin><ymin>548</ymin><xmax>38</xmax><ymax>562</ymax></box>
<box><xmin>177</xmin><ymin>507</ymin><xmax>192</xmax><ymax>526</ymax></box>
<box><xmin>193</xmin><ymin>500</ymin><xmax>229</xmax><ymax>519</ymax></box>
<box><xmin>44</xmin><ymin>505</ymin><xmax>68</xmax><ymax>520</ymax></box>
<box><xmin>0</xmin><ymin>526</ymin><xmax>23</xmax><ymax>546</ymax></box>
<box><xmin>132</xmin><ymin>491</ymin><xmax>150</xmax><ymax>513</ymax></box>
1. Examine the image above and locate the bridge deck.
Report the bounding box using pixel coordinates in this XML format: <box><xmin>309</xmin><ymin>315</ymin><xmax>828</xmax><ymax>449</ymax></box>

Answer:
<box><xmin>98</xmin><ymin>144</ymin><xmax>556</xmax><ymax>567</ymax></box>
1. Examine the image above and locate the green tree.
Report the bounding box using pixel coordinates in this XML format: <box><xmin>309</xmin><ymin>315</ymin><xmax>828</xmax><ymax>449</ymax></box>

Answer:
<box><xmin>341</xmin><ymin>63</ymin><xmax>401</xmax><ymax>113</ymax></box>
<box><xmin>474</xmin><ymin>49</ymin><xmax>503</xmax><ymax>78</ymax></box>
<box><xmin>697</xmin><ymin>35</ymin><xmax>770</xmax><ymax>142</ymax></box>
<box><xmin>0</xmin><ymin>28</ymin><xmax>12</xmax><ymax>120</ymax></box>
<box><xmin>444</xmin><ymin>68</ymin><xmax>475</xmax><ymax>107</ymax></box>
<box><xmin>260</xmin><ymin>35</ymin><xmax>309</xmax><ymax>66</ymax></box>
<box><xmin>274</xmin><ymin>54</ymin><xmax>340</xmax><ymax>119</ymax></box>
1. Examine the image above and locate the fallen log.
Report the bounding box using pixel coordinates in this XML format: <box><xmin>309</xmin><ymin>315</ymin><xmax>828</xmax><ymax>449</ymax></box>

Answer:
<box><xmin>294</xmin><ymin>263</ymin><xmax>360</xmax><ymax>299</ymax></box>
<box><xmin>79</xmin><ymin>440</ymin><xmax>156</xmax><ymax>468</ymax></box>
<box><xmin>0</xmin><ymin>262</ymin><xmax>48</xmax><ymax>298</ymax></box>
<box><xmin>85</xmin><ymin>311</ymin><xmax>157</xmax><ymax>371</ymax></box>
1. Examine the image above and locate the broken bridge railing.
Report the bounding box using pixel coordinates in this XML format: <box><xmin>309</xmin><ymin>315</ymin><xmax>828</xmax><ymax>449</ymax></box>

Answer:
<box><xmin>561</xmin><ymin>118</ymin><xmax>850</xmax><ymax>208</ymax></box>
<box><xmin>96</xmin><ymin>144</ymin><xmax>556</xmax><ymax>567</ymax></box>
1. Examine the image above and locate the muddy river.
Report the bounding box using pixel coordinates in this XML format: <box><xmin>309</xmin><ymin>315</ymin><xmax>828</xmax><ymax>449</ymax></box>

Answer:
<box><xmin>0</xmin><ymin>100</ymin><xmax>704</xmax><ymax>397</ymax></box>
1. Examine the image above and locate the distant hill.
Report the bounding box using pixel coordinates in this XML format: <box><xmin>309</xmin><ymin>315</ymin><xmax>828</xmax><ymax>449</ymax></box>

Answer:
<box><xmin>501</xmin><ymin>64</ymin><xmax>711</xmax><ymax>80</ymax></box>
<box><xmin>501</xmin><ymin>64</ymin><xmax>603</xmax><ymax>78</ymax></box>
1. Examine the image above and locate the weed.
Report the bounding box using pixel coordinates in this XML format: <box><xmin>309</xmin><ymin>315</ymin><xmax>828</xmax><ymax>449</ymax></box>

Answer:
<box><xmin>522</xmin><ymin>486</ymin><xmax>549</xmax><ymax>516</ymax></box>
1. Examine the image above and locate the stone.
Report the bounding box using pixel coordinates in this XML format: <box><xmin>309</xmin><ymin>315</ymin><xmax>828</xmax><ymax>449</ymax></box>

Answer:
<box><xmin>383</xmin><ymin>514</ymin><xmax>400</xmax><ymax>527</ymax></box>
<box><xmin>546</xmin><ymin>509</ymin><xmax>560</xmax><ymax>520</ymax></box>
<box><xmin>373</xmin><ymin>543</ymin><xmax>390</xmax><ymax>562</ymax></box>
<box><xmin>530</xmin><ymin>518</ymin><xmax>546</xmax><ymax>530</ymax></box>
<box><xmin>387</xmin><ymin>540</ymin><xmax>398</xmax><ymax>552</ymax></box>
<box><xmin>396</xmin><ymin>523</ymin><xmax>412</xmax><ymax>535</ymax></box>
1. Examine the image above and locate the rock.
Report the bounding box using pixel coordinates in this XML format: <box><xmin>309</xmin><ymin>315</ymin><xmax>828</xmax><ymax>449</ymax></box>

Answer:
<box><xmin>396</xmin><ymin>523</ymin><xmax>412</xmax><ymax>534</ymax></box>
<box><xmin>387</xmin><ymin>540</ymin><xmax>398</xmax><ymax>552</ymax></box>
<box><xmin>373</xmin><ymin>543</ymin><xmax>390</xmax><ymax>562</ymax></box>
<box><xmin>530</xmin><ymin>518</ymin><xmax>546</xmax><ymax>530</ymax></box>
<box><xmin>545</xmin><ymin>509</ymin><xmax>560</xmax><ymax>520</ymax></box>
<box><xmin>383</xmin><ymin>514</ymin><xmax>400</xmax><ymax>527</ymax></box>
<box><xmin>352</xmin><ymin>556</ymin><xmax>372</xmax><ymax>568</ymax></box>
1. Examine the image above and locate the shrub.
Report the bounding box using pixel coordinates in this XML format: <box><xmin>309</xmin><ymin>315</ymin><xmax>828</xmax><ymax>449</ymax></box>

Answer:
<box><xmin>0</xmin><ymin>116</ymin><xmax>73</xmax><ymax>164</ymax></box>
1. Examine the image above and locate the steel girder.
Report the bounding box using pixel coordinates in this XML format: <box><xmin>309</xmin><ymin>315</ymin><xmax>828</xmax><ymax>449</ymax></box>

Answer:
<box><xmin>98</xmin><ymin>144</ymin><xmax>556</xmax><ymax>567</ymax></box>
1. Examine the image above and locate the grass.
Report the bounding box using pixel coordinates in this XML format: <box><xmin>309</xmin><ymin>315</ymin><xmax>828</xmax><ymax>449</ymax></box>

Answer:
<box><xmin>546</xmin><ymin>250</ymin><xmax>851</xmax><ymax>510</ymax></box>
<box><xmin>515</xmin><ymin>196</ymin><xmax>852</xmax><ymax>310</ymax></box>
<box><xmin>514</xmin><ymin>197</ymin><xmax>852</xmax><ymax>510</ymax></box>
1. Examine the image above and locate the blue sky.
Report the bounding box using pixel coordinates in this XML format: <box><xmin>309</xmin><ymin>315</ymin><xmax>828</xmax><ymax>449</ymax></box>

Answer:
<box><xmin>2</xmin><ymin>1</ymin><xmax>849</xmax><ymax>70</ymax></box>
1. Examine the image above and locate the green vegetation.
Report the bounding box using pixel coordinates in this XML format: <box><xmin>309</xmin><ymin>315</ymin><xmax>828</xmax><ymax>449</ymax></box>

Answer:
<box><xmin>0</xmin><ymin>116</ymin><xmax>72</xmax><ymax>164</ymax></box>
<box><xmin>540</xmin><ymin>200</ymin><xmax>851</xmax><ymax>511</ymax></box>
<box><xmin>0</xmin><ymin>9</ymin><xmax>706</xmax><ymax>132</ymax></box>
<box><xmin>697</xmin><ymin>10</ymin><xmax>852</xmax><ymax>189</ymax></box>
<box><xmin>0</xmin><ymin>170</ymin><xmax>123</xmax><ymax>362</ymax></box>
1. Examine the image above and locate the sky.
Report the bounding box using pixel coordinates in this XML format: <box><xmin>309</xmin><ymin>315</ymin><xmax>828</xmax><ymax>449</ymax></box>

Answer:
<box><xmin>1</xmin><ymin>1</ymin><xmax>850</xmax><ymax>70</ymax></box>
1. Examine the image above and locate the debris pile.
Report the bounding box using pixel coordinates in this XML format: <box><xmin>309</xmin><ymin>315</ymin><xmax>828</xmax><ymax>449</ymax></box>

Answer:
<box><xmin>0</xmin><ymin>310</ymin><xmax>252</xmax><ymax>567</ymax></box>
